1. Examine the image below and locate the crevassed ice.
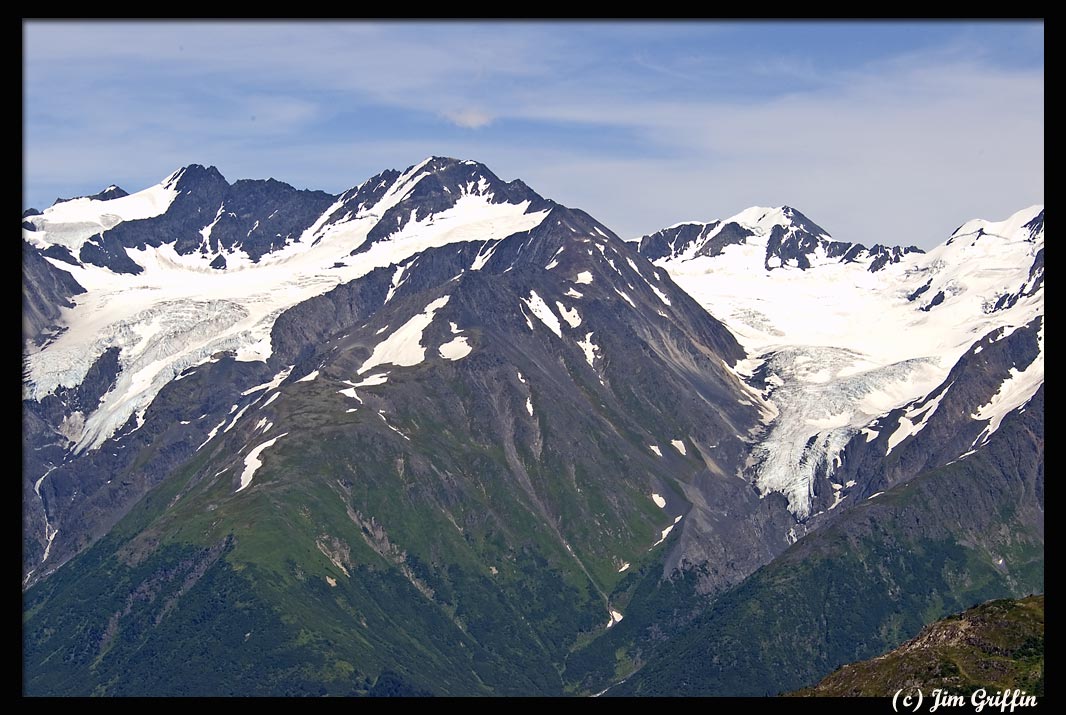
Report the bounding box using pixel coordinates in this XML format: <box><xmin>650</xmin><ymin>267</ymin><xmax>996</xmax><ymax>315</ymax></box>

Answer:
<box><xmin>654</xmin><ymin>205</ymin><xmax>1043</xmax><ymax>520</ymax></box>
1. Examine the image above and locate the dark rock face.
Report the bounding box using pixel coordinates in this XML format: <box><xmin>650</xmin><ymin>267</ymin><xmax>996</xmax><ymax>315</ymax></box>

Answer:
<box><xmin>907</xmin><ymin>279</ymin><xmax>932</xmax><ymax>302</ymax></box>
<box><xmin>694</xmin><ymin>222</ymin><xmax>753</xmax><ymax>258</ymax></box>
<box><xmin>868</xmin><ymin>244</ymin><xmax>923</xmax><ymax>272</ymax></box>
<box><xmin>41</xmin><ymin>244</ymin><xmax>81</xmax><ymax>266</ymax></box>
<box><xmin>636</xmin><ymin>222</ymin><xmax>719</xmax><ymax>261</ymax></box>
<box><xmin>920</xmin><ymin>289</ymin><xmax>946</xmax><ymax>311</ymax></box>
<box><xmin>1023</xmin><ymin>209</ymin><xmax>1044</xmax><ymax>239</ymax></box>
<box><xmin>79</xmin><ymin>231</ymin><xmax>144</xmax><ymax>274</ymax></box>
<box><xmin>97</xmin><ymin>166</ymin><xmax>337</xmax><ymax>264</ymax></box>
<box><xmin>22</xmin><ymin>241</ymin><xmax>86</xmax><ymax>343</ymax></box>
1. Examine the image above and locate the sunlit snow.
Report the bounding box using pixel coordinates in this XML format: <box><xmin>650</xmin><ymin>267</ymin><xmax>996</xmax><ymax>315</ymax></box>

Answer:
<box><xmin>358</xmin><ymin>296</ymin><xmax>451</xmax><ymax>374</ymax></box>
<box><xmin>439</xmin><ymin>336</ymin><xmax>472</xmax><ymax>360</ymax></box>
<box><xmin>236</xmin><ymin>433</ymin><xmax>288</xmax><ymax>492</ymax></box>
<box><xmin>576</xmin><ymin>332</ymin><xmax>600</xmax><ymax>368</ymax></box>
<box><xmin>522</xmin><ymin>290</ymin><xmax>562</xmax><ymax>338</ymax></box>
<box><xmin>24</xmin><ymin>161</ymin><xmax>548</xmax><ymax>451</ymax></box>
<box><xmin>555</xmin><ymin>302</ymin><xmax>582</xmax><ymax>328</ymax></box>
<box><xmin>654</xmin><ymin>205</ymin><xmax>1044</xmax><ymax>518</ymax></box>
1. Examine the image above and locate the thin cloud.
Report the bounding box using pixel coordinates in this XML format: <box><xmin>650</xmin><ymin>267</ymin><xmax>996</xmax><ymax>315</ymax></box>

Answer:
<box><xmin>442</xmin><ymin>108</ymin><xmax>494</xmax><ymax>129</ymax></box>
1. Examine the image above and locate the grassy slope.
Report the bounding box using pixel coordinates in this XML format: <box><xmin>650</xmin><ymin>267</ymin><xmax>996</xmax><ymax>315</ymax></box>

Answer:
<box><xmin>792</xmin><ymin>595</ymin><xmax>1044</xmax><ymax>697</ymax></box>
<box><xmin>600</xmin><ymin>387</ymin><xmax>1043</xmax><ymax>696</ymax></box>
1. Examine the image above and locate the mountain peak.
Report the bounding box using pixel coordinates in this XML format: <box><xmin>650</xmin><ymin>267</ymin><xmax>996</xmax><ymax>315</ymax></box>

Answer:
<box><xmin>164</xmin><ymin>164</ymin><xmax>228</xmax><ymax>191</ymax></box>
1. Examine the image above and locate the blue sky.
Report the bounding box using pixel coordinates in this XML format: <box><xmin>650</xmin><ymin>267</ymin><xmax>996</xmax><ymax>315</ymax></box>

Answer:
<box><xmin>24</xmin><ymin>20</ymin><xmax>1043</xmax><ymax>249</ymax></box>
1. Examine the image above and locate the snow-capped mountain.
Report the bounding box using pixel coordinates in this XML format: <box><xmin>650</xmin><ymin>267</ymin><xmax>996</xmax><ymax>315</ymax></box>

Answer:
<box><xmin>23</xmin><ymin>157</ymin><xmax>782</xmax><ymax>603</ymax></box>
<box><xmin>23</xmin><ymin>158</ymin><xmax>551</xmax><ymax>454</ymax></box>
<box><xmin>21</xmin><ymin>159</ymin><xmax>1043</xmax><ymax>696</ymax></box>
<box><xmin>637</xmin><ymin>204</ymin><xmax>1044</xmax><ymax>522</ymax></box>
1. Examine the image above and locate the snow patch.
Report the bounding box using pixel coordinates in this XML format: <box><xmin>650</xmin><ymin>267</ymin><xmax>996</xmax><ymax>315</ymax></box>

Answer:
<box><xmin>885</xmin><ymin>381</ymin><xmax>955</xmax><ymax>455</ymax></box>
<box><xmin>378</xmin><ymin>410</ymin><xmax>410</xmax><ymax>440</ymax></box>
<box><xmin>296</xmin><ymin>369</ymin><xmax>319</xmax><ymax>383</ymax></box>
<box><xmin>648</xmin><ymin>444</ymin><xmax>662</xmax><ymax>457</ymax></box>
<box><xmin>576</xmin><ymin>332</ymin><xmax>600</xmax><ymax>368</ymax></box>
<box><xmin>197</xmin><ymin>419</ymin><xmax>226</xmax><ymax>451</ymax></box>
<box><xmin>648</xmin><ymin>282</ymin><xmax>672</xmax><ymax>306</ymax></box>
<box><xmin>470</xmin><ymin>240</ymin><xmax>500</xmax><ymax>271</ymax></box>
<box><xmin>521</xmin><ymin>290</ymin><xmax>562</xmax><ymax>338</ymax></box>
<box><xmin>651</xmin><ymin>493</ymin><xmax>666</xmax><ymax>508</ymax></box>
<box><xmin>670</xmin><ymin>439</ymin><xmax>686</xmax><ymax>455</ymax></box>
<box><xmin>223</xmin><ymin>404</ymin><xmax>252</xmax><ymax>433</ymax></box>
<box><xmin>241</xmin><ymin>365</ymin><xmax>294</xmax><ymax>395</ymax></box>
<box><xmin>236</xmin><ymin>433</ymin><xmax>288</xmax><ymax>492</ymax></box>
<box><xmin>439</xmin><ymin>336</ymin><xmax>472</xmax><ymax>360</ymax></box>
<box><xmin>652</xmin><ymin>522</ymin><xmax>677</xmax><ymax>547</ymax></box>
<box><xmin>358</xmin><ymin>295</ymin><xmax>450</xmax><ymax>374</ymax></box>
<box><xmin>575</xmin><ymin>271</ymin><xmax>594</xmax><ymax>285</ymax></box>
<box><xmin>338</xmin><ymin>387</ymin><xmax>363</xmax><ymax>402</ymax></box>
<box><xmin>555</xmin><ymin>302</ymin><xmax>582</xmax><ymax>328</ymax></box>
<box><xmin>353</xmin><ymin>372</ymin><xmax>389</xmax><ymax>387</ymax></box>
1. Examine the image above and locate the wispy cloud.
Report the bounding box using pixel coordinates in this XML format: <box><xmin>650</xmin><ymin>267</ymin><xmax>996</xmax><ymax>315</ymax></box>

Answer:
<box><xmin>441</xmin><ymin>108</ymin><xmax>494</xmax><ymax>129</ymax></box>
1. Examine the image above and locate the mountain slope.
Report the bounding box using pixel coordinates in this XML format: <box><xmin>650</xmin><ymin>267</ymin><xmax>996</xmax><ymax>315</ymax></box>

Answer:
<box><xmin>22</xmin><ymin>158</ymin><xmax>553</xmax><ymax>579</ymax></box>
<box><xmin>606</xmin><ymin>384</ymin><xmax>1043</xmax><ymax>696</ymax></box>
<box><xmin>22</xmin><ymin>161</ymin><xmax>1044</xmax><ymax>697</ymax></box>
<box><xmin>792</xmin><ymin>594</ymin><xmax>1043</xmax><ymax>697</ymax></box>
<box><xmin>637</xmin><ymin>204</ymin><xmax>1044</xmax><ymax>525</ymax></box>
<box><xmin>23</xmin><ymin>158</ymin><xmax>798</xmax><ymax>695</ymax></box>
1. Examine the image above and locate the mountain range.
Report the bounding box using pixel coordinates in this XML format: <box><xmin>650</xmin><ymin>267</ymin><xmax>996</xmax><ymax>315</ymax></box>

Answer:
<box><xmin>21</xmin><ymin>157</ymin><xmax>1043</xmax><ymax>696</ymax></box>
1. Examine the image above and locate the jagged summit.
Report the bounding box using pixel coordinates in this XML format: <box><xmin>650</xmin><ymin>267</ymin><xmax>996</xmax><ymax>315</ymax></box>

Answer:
<box><xmin>636</xmin><ymin>204</ymin><xmax>922</xmax><ymax>272</ymax></box>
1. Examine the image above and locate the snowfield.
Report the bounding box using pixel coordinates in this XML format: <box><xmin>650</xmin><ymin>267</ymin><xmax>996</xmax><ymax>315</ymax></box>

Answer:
<box><xmin>23</xmin><ymin>161</ymin><xmax>549</xmax><ymax>451</ymax></box>
<box><xmin>651</xmin><ymin>205</ymin><xmax>1044</xmax><ymax>519</ymax></box>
